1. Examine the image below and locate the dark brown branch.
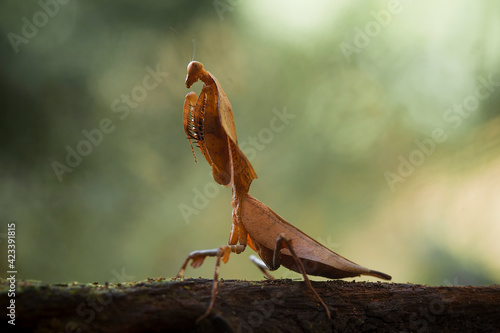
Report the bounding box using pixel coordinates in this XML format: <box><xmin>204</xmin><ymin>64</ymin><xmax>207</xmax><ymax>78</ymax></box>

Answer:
<box><xmin>1</xmin><ymin>278</ymin><xmax>499</xmax><ymax>332</ymax></box>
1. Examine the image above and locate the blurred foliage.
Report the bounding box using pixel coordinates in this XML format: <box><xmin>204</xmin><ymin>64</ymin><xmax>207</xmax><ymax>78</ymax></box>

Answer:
<box><xmin>0</xmin><ymin>0</ymin><xmax>499</xmax><ymax>286</ymax></box>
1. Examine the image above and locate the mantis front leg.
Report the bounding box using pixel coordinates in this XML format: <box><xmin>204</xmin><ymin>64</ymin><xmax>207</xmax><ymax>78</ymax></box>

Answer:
<box><xmin>176</xmin><ymin>244</ymin><xmax>246</xmax><ymax>322</ymax></box>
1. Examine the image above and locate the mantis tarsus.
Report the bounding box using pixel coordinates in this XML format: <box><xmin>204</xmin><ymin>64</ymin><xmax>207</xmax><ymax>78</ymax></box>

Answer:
<box><xmin>178</xmin><ymin>61</ymin><xmax>391</xmax><ymax>322</ymax></box>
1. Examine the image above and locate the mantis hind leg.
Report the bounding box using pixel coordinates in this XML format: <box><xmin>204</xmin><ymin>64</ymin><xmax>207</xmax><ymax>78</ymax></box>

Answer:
<box><xmin>273</xmin><ymin>233</ymin><xmax>332</xmax><ymax>320</ymax></box>
<box><xmin>176</xmin><ymin>244</ymin><xmax>246</xmax><ymax>322</ymax></box>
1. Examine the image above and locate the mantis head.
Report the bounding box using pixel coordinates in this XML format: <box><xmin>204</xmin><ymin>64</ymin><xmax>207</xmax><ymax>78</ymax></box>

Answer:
<box><xmin>185</xmin><ymin>61</ymin><xmax>207</xmax><ymax>88</ymax></box>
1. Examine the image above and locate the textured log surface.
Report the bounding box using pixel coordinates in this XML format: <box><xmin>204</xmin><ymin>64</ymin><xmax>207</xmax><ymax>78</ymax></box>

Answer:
<box><xmin>1</xmin><ymin>278</ymin><xmax>499</xmax><ymax>332</ymax></box>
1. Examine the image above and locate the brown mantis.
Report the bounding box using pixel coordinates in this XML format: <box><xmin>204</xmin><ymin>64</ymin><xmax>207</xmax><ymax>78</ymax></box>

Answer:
<box><xmin>178</xmin><ymin>61</ymin><xmax>391</xmax><ymax>321</ymax></box>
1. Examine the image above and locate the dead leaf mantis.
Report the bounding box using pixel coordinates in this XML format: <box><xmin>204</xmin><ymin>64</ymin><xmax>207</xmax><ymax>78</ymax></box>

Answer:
<box><xmin>178</xmin><ymin>61</ymin><xmax>391</xmax><ymax>321</ymax></box>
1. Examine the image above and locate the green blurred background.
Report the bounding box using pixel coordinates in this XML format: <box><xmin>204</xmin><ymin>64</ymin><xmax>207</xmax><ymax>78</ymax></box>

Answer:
<box><xmin>0</xmin><ymin>0</ymin><xmax>499</xmax><ymax>286</ymax></box>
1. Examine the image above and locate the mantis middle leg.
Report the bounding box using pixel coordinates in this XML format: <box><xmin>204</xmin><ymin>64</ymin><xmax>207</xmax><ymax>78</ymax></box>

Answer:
<box><xmin>176</xmin><ymin>244</ymin><xmax>246</xmax><ymax>322</ymax></box>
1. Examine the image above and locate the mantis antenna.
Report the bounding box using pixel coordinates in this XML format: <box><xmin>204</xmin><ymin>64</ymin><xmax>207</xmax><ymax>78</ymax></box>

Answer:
<box><xmin>169</xmin><ymin>27</ymin><xmax>193</xmax><ymax>63</ymax></box>
<box><xmin>191</xmin><ymin>38</ymin><xmax>196</xmax><ymax>62</ymax></box>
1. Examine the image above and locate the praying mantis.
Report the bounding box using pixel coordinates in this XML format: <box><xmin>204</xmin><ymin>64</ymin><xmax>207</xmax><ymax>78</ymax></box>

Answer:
<box><xmin>178</xmin><ymin>61</ymin><xmax>391</xmax><ymax>321</ymax></box>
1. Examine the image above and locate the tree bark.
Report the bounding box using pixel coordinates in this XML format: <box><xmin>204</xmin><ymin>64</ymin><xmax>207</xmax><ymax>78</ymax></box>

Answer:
<box><xmin>1</xmin><ymin>278</ymin><xmax>499</xmax><ymax>332</ymax></box>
